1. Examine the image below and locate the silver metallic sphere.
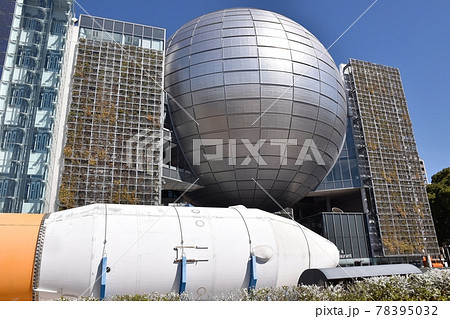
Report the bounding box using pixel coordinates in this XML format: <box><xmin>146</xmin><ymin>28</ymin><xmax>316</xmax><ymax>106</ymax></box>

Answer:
<box><xmin>165</xmin><ymin>8</ymin><xmax>347</xmax><ymax>211</ymax></box>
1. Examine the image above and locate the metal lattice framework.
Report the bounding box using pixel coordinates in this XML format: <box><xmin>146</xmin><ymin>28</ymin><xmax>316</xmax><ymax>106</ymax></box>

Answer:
<box><xmin>59</xmin><ymin>35</ymin><xmax>164</xmax><ymax>209</ymax></box>
<box><xmin>347</xmin><ymin>59</ymin><xmax>439</xmax><ymax>257</ymax></box>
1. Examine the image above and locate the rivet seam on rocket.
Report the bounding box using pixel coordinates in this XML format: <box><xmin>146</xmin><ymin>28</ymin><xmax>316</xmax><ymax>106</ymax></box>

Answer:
<box><xmin>32</xmin><ymin>213</ymin><xmax>50</xmax><ymax>301</ymax></box>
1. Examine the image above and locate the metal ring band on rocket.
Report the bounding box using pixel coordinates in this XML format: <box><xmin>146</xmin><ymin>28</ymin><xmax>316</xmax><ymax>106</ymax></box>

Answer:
<box><xmin>32</xmin><ymin>214</ymin><xmax>49</xmax><ymax>301</ymax></box>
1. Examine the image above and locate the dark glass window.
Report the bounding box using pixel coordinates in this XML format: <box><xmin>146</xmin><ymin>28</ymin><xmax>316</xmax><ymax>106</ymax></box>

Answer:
<box><xmin>45</xmin><ymin>51</ymin><xmax>61</xmax><ymax>71</ymax></box>
<box><xmin>51</xmin><ymin>19</ymin><xmax>66</xmax><ymax>36</ymax></box>
<box><xmin>341</xmin><ymin>161</ymin><xmax>350</xmax><ymax>179</ymax></box>
<box><xmin>104</xmin><ymin>19</ymin><xmax>113</xmax><ymax>31</ymax></box>
<box><xmin>17</xmin><ymin>114</ymin><xmax>26</xmax><ymax>128</ymax></box>
<box><xmin>32</xmin><ymin>33</ymin><xmax>41</xmax><ymax>45</ymax></box>
<box><xmin>79</xmin><ymin>15</ymin><xmax>93</xmax><ymax>28</ymax></box>
<box><xmin>0</xmin><ymin>180</ymin><xmax>9</xmax><ymax>197</ymax></box>
<box><xmin>24</xmin><ymin>71</ymin><xmax>34</xmax><ymax>84</ymax></box>
<box><xmin>92</xmin><ymin>17</ymin><xmax>104</xmax><ymax>30</ymax></box>
<box><xmin>124</xmin><ymin>23</ymin><xmax>133</xmax><ymax>35</ymax></box>
<box><xmin>39</xmin><ymin>89</ymin><xmax>55</xmax><ymax>109</ymax></box>
<box><xmin>11</xmin><ymin>85</ymin><xmax>30</xmax><ymax>111</ymax></box>
<box><xmin>134</xmin><ymin>25</ymin><xmax>143</xmax><ymax>36</ymax></box>
<box><xmin>2</xmin><ymin>130</ymin><xmax>17</xmax><ymax>150</ymax></box>
<box><xmin>153</xmin><ymin>28</ymin><xmax>164</xmax><ymax>40</ymax></box>
<box><xmin>17</xmin><ymin>46</ymin><xmax>36</xmax><ymax>69</ymax></box>
<box><xmin>143</xmin><ymin>27</ymin><xmax>152</xmax><ymax>38</ymax></box>
<box><xmin>332</xmin><ymin>163</ymin><xmax>342</xmax><ymax>180</ymax></box>
<box><xmin>114</xmin><ymin>21</ymin><xmax>123</xmax><ymax>32</ymax></box>
<box><xmin>26</xmin><ymin>181</ymin><xmax>42</xmax><ymax>200</ymax></box>
<box><xmin>33</xmin><ymin>132</ymin><xmax>49</xmax><ymax>152</ymax></box>
<box><xmin>22</xmin><ymin>15</ymin><xmax>42</xmax><ymax>31</ymax></box>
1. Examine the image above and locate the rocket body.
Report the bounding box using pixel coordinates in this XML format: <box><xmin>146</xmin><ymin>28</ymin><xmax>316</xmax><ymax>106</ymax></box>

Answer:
<box><xmin>0</xmin><ymin>204</ymin><xmax>339</xmax><ymax>300</ymax></box>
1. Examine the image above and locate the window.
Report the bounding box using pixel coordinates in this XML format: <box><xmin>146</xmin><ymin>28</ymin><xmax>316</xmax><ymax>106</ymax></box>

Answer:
<box><xmin>104</xmin><ymin>19</ymin><xmax>114</xmax><ymax>31</ymax></box>
<box><xmin>24</xmin><ymin>71</ymin><xmax>34</xmax><ymax>84</ymax></box>
<box><xmin>134</xmin><ymin>25</ymin><xmax>143</xmax><ymax>36</ymax></box>
<box><xmin>17</xmin><ymin>114</ymin><xmax>27</xmax><ymax>128</ymax></box>
<box><xmin>2</xmin><ymin>130</ymin><xmax>17</xmax><ymax>150</ymax></box>
<box><xmin>22</xmin><ymin>16</ymin><xmax>42</xmax><ymax>31</ymax></box>
<box><xmin>17</xmin><ymin>47</ymin><xmax>36</xmax><ymax>69</ymax></box>
<box><xmin>152</xmin><ymin>39</ymin><xmax>163</xmax><ymax>50</ymax></box>
<box><xmin>132</xmin><ymin>36</ymin><xmax>141</xmax><ymax>47</ymax></box>
<box><xmin>26</xmin><ymin>181</ymin><xmax>42</xmax><ymax>200</ymax></box>
<box><xmin>39</xmin><ymin>89</ymin><xmax>55</xmax><ymax>109</ymax></box>
<box><xmin>0</xmin><ymin>180</ymin><xmax>9</xmax><ymax>197</ymax></box>
<box><xmin>11</xmin><ymin>85</ymin><xmax>30</xmax><ymax>111</ymax></box>
<box><xmin>124</xmin><ymin>35</ymin><xmax>133</xmax><ymax>45</ymax></box>
<box><xmin>124</xmin><ymin>23</ymin><xmax>133</xmax><ymax>35</ymax></box>
<box><xmin>92</xmin><ymin>30</ymin><xmax>101</xmax><ymax>40</ymax></box>
<box><xmin>153</xmin><ymin>28</ymin><xmax>164</xmax><ymax>40</ymax></box>
<box><xmin>33</xmin><ymin>132</ymin><xmax>50</xmax><ymax>152</ymax></box>
<box><xmin>51</xmin><ymin>19</ymin><xmax>66</xmax><ymax>36</ymax></box>
<box><xmin>79</xmin><ymin>16</ymin><xmax>93</xmax><ymax>28</ymax></box>
<box><xmin>45</xmin><ymin>51</ymin><xmax>61</xmax><ymax>71</ymax></box>
<box><xmin>32</xmin><ymin>33</ymin><xmax>41</xmax><ymax>45</ymax></box>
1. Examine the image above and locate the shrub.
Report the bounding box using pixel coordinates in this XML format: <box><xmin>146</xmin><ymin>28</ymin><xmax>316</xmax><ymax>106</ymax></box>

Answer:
<box><xmin>75</xmin><ymin>269</ymin><xmax>450</xmax><ymax>301</ymax></box>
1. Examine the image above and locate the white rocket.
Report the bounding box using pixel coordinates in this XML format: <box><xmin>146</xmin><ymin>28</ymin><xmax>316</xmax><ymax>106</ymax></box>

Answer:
<box><xmin>0</xmin><ymin>204</ymin><xmax>339</xmax><ymax>300</ymax></box>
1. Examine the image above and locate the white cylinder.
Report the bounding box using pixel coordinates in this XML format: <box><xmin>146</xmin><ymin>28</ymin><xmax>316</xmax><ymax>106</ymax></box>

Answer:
<box><xmin>35</xmin><ymin>204</ymin><xmax>339</xmax><ymax>300</ymax></box>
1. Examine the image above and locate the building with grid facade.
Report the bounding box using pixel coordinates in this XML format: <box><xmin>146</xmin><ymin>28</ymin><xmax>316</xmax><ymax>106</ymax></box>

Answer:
<box><xmin>0</xmin><ymin>0</ymin><xmax>16</xmax><ymax>80</ymax></box>
<box><xmin>55</xmin><ymin>15</ymin><xmax>165</xmax><ymax>210</ymax></box>
<box><xmin>0</xmin><ymin>0</ymin><xmax>73</xmax><ymax>213</ymax></box>
<box><xmin>346</xmin><ymin>59</ymin><xmax>439</xmax><ymax>258</ymax></box>
<box><xmin>298</xmin><ymin>59</ymin><xmax>440</xmax><ymax>264</ymax></box>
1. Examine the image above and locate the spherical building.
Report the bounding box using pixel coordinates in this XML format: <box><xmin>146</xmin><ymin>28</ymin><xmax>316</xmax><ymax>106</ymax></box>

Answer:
<box><xmin>165</xmin><ymin>8</ymin><xmax>347</xmax><ymax>211</ymax></box>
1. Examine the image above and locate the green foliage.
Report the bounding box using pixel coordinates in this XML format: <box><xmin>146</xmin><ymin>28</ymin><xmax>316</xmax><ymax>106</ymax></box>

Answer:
<box><xmin>70</xmin><ymin>270</ymin><xmax>449</xmax><ymax>301</ymax></box>
<box><xmin>427</xmin><ymin>167</ymin><xmax>450</xmax><ymax>245</ymax></box>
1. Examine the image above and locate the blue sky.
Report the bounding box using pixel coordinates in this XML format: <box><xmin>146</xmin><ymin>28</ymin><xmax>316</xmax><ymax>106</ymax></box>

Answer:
<box><xmin>74</xmin><ymin>0</ymin><xmax>450</xmax><ymax>180</ymax></box>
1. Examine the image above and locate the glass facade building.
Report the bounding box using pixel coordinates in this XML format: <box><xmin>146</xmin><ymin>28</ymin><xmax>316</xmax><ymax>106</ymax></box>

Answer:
<box><xmin>0</xmin><ymin>0</ymin><xmax>73</xmax><ymax>213</ymax></box>
<box><xmin>57</xmin><ymin>15</ymin><xmax>165</xmax><ymax>210</ymax></box>
<box><xmin>315</xmin><ymin>118</ymin><xmax>361</xmax><ymax>191</ymax></box>
<box><xmin>299</xmin><ymin>59</ymin><xmax>440</xmax><ymax>264</ymax></box>
<box><xmin>0</xmin><ymin>0</ymin><xmax>16</xmax><ymax>80</ymax></box>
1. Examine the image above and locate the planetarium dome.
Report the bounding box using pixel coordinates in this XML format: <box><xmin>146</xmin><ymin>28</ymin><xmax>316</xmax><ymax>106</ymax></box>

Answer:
<box><xmin>165</xmin><ymin>8</ymin><xmax>347</xmax><ymax>211</ymax></box>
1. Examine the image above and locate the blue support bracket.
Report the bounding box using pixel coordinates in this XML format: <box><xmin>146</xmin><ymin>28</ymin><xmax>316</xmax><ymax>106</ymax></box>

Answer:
<box><xmin>100</xmin><ymin>256</ymin><xmax>107</xmax><ymax>300</ymax></box>
<box><xmin>248</xmin><ymin>255</ymin><xmax>257</xmax><ymax>290</ymax></box>
<box><xmin>179</xmin><ymin>255</ymin><xmax>187</xmax><ymax>294</ymax></box>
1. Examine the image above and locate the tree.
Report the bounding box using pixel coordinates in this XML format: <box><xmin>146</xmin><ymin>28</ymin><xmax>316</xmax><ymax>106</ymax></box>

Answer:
<box><xmin>426</xmin><ymin>167</ymin><xmax>450</xmax><ymax>246</ymax></box>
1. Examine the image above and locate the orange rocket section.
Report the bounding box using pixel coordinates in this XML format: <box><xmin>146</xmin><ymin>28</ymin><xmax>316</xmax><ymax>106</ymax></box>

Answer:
<box><xmin>0</xmin><ymin>213</ymin><xmax>44</xmax><ymax>301</ymax></box>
